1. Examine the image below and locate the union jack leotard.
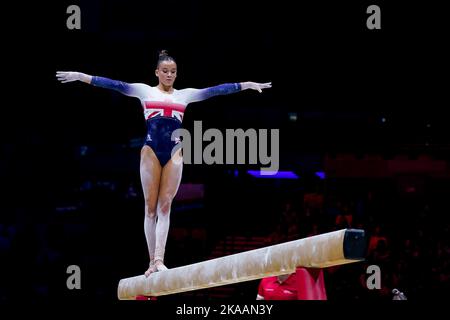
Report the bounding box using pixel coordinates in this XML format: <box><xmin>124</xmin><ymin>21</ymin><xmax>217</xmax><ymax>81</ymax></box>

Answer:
<box><xmin>90</xmin><ymin>76</ymin><xmax>241</xmax><ymax>166</ymax></box>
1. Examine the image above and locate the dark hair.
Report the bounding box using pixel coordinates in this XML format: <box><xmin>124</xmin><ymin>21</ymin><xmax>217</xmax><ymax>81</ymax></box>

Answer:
<box><xmin>157</xmin><ymin>50</ymin><xmax>176</xmax><ymax>68</ymax></box>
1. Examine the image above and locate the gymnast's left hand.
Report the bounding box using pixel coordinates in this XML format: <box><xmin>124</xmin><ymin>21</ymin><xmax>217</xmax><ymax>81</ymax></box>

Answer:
<box><xmin>242</xmin><ymin>82</ymin><xmax>272</xmax><ymax>93</ymax></box>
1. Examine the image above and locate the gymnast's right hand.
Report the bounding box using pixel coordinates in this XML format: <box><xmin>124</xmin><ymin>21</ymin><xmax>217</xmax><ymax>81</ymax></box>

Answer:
<box><xmin>56</xmin><ymin>71</ymin><xmax>92</xmax><ymax>84</ymax></box>
<box><xmin>56</xmin><ymin>71</ymin><xmax>82</xmax><ymax>83</ymax></box>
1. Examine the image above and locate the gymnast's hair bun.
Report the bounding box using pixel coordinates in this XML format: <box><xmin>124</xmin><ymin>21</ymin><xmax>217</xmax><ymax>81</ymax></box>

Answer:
<box><xmin>156</xmin><ymin>49</ymin><xmax>175</xmax><ymax>67</ymax></box>
<box><xmin>159</xmin><ymin>50</ymin><xmax>169</xmax><ymax>57</ymax></box>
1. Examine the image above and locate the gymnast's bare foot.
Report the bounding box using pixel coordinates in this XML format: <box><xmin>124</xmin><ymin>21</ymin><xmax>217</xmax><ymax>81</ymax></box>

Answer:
<box><xmin>144</xmin><ymin>260</ymin><xmax>168</xmax><ymax>277</ymax></box>
<box><xmin>144</xmin><ymin>262</ymin><xmax>157</xmax><ymax>277</ymax></box>
<box><xmin>154</xmin><ymin>259</ymin><xmax>168</xmax><ymax>272</ymax></box>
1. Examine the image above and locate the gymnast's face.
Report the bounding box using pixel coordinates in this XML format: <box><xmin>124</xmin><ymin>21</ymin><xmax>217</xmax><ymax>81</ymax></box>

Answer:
<box><xmin>156</xmin><ymin>60</ymin><xmax>177</xmax><ymax>87</ymax></box>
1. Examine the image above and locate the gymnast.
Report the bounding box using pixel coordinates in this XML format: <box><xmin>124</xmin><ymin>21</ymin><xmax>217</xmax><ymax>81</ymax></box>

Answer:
<box><xmin>56</xmin><ymin>50</ymin><xmax>271</xmax><ymax>276</ymax></box>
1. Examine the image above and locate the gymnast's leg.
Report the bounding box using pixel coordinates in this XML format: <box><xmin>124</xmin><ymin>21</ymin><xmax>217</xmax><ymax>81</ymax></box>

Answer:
<box><xmin>140</xmin><ymin>145</ymin><xmax>162</xmax><ymax>277</ymax></box>
<box><xmin>154</xmin><ymin>149</ymin><xmax>183</xmax><ymax>271</ymax></box>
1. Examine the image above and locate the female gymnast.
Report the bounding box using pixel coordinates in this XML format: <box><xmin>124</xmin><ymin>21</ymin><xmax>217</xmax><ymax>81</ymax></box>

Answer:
<box><xmin>56</xmin><ymin>50</ymin><xmax>271</xmax><ymax>276</ymax></box>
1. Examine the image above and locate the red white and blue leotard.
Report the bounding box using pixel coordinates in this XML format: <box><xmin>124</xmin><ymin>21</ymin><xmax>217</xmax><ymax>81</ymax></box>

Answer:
<box><xmin>91</xmin><ymin>76</ymin><xmax>241</xmax><ymax>166</ymax></box>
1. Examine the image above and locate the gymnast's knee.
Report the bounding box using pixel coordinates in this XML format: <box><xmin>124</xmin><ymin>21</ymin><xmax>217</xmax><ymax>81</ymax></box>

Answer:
<box><xmin>144</xmin><ymin>201</ymin><xmax>157</xmax><ymax>218</ymax></box>
<box><xmin>157</xmin><ymin>196</ymin><xmax>173</xmax><ymax>216</ymax></box>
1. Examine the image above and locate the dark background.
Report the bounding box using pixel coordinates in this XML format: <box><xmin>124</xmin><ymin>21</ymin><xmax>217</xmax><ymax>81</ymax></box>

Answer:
<box><xmin>1</xmin><ymin>0</ymin><xmax>449</xmax><ymax>303</ymax></box>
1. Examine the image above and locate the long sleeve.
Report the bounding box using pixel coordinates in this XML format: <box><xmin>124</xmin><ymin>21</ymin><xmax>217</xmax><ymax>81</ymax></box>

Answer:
<box><xmin>90</xmin><ymin>76</ymin><xmax>149</xmax><ymax>99</ymax></box>
<box><xmin>180</xmin><ymin>83</ymin><xmax>242</xmax><ymax>104</ymax></box>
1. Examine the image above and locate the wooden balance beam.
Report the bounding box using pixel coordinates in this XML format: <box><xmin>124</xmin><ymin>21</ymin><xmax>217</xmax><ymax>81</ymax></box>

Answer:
<box><xmin>118</xmin><ymin>228</ymin><xmax>366</xmax><ymax>299</ymax></box>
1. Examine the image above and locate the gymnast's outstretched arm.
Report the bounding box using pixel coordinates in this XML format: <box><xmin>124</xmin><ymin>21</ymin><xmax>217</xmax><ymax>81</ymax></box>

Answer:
<box><xmin>56</xmin><ymin>71</ymin><xmax>148</xmax><ymax>98</ymax></box>
<box><xmin>181</xmin><ymin>81</ymin><xmax>272</xmax><ymax>104</ymax></box>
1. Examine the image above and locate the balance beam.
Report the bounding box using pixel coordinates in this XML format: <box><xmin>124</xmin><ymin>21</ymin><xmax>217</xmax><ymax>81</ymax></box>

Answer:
<box><xmin>118</xmin><ymin>229</ymin><xmax>366</xmax><ymax>299</ymax></box>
